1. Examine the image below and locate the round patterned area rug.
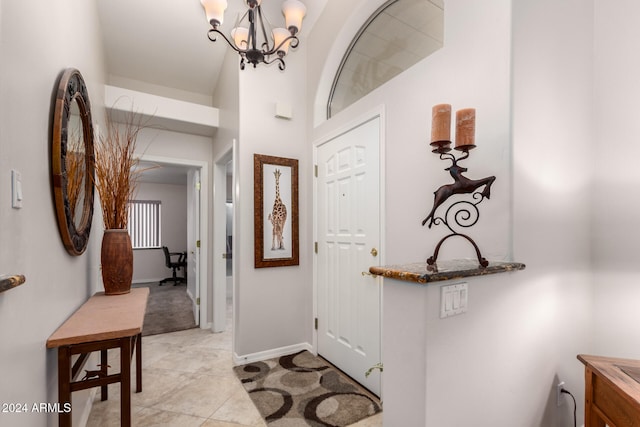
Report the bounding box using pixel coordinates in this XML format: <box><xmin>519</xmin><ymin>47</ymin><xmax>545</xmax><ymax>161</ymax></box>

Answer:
<box><xmin>234</xmin><ymin>351</ymin><xmax>381</xmax><ymax>426</ymax></box>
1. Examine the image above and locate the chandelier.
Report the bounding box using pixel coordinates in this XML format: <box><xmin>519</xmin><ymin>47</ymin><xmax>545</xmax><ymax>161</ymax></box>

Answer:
<box><xmin>201</xmin><ymin>0</ymin><xmax>307</xmax><ymax>70</ymax></box>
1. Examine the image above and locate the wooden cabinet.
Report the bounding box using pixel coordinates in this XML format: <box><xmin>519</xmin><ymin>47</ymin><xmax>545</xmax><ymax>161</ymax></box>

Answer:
<box><xmin>578</xmin><ymin>354</ymin><xmax>640</xmax><ymax>427</ymax></box>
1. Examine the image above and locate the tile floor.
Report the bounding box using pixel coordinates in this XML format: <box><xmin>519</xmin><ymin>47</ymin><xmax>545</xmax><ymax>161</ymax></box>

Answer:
<box><xmin>86</xmin><ymin>324</ymin><xmax>383</xmax><ymax>426</ymax></box>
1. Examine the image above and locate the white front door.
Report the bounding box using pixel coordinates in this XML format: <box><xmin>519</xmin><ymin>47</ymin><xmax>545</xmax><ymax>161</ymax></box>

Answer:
<box><xmin>316</xmin><ymin>116</ymin><xmax>382</xmax><ymax>396</ymax></box>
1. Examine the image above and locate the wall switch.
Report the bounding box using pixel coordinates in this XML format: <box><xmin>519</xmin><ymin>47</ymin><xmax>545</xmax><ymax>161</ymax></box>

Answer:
<box><xmin>11</xmin><ymin>170</ymin><xmax>23</xmax><ymax>209</ymax></box>
<box><xmin>440</xmin><ymin>282</ymin><xmax>468</xmax><ymax>318</ymax></box>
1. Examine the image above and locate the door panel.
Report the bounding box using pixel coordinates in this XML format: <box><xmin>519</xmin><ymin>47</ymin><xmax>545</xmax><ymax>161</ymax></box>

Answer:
<box><xmin>317</xmin><ymin>117</ymin><xmax>381</xmax><ymax>396</ymax></box>
<box><xmin>187</xmin><ymin>169</ymin><xmax>201</xmax><ymax>325</ymax></box>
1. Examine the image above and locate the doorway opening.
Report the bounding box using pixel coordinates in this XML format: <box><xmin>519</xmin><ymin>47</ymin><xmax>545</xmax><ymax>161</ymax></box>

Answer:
<box><xmin>138</xmin><ymin>154</ymin><xmax>209</xmax><ymax>329</ymax></box>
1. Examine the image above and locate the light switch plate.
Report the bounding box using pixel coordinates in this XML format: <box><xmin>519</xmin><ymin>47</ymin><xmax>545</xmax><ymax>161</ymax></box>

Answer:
<box><xmin>11</xmin><ymin>169</ymin><xmax>23</xmax><ymax>209</ymax></box>
<box><xmin>440</xmin><ymin>282</ymin><xmax>468</xmax><ymax>318</ymax></box>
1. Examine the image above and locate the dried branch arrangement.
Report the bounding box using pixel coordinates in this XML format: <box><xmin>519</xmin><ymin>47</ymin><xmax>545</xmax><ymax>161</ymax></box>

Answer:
<box><xmin>93</xmin><ymin>109</ymin><xmax>148</xmax><ymax>229</ymax></box>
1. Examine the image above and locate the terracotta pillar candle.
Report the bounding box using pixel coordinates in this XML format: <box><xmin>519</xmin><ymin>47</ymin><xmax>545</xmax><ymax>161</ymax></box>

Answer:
<box><xmin>431</xmin><ymin>104</ymin><xmax>452</xmax><ymax>143</ymax></box>
<box><xmin>455</xmin><ymin>108</ymin><xmax>476</xmax><ymax>148</ymax></box>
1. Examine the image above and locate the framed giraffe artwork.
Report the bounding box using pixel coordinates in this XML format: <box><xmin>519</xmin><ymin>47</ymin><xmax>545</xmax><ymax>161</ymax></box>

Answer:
<box><xmin>254</xmin><ymin>154</ymin><xmax>299</xmax><ymax>268</ymax></box>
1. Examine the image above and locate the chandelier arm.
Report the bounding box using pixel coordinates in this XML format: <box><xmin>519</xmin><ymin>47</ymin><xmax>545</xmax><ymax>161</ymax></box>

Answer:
<box><xmin>263</xmin><ymin>35</ymin><xmax>299</xmax><ymax>56</ymax></box>
<box><xmin>269</xmin><ymin>36</ymin><xmax>300</xmax><ymax>55</ymax></box>
<box><xmin>207</xmin><ymin>29</ymin><xmax>244</xmax><ymax>54</ymax></box>
<box><xmin>255</xmin><ymin>6</ymin><xmax>273</xmax><ymax>52</ymax></box>
<box><xmin>263</xmin><ymin>56</ymin><xmax>286</xmax><ymax>71</ymax></box>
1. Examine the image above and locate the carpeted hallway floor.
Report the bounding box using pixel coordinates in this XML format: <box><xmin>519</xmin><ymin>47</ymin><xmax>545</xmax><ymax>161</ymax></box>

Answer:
<box><xmin>133</xmin><ymin>282</ymin><xmax>197</xmax><ymax>336</ymax></box>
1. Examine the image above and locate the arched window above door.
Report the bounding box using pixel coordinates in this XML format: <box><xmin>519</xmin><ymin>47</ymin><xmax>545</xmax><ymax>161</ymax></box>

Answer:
<box><xmin>327</xmin><ymin>0</ymin><xmax>444</xmax><ymax>118</ymax></box>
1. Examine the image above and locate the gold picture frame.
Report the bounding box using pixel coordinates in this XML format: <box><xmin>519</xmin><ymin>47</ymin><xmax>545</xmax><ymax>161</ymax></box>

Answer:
<box><xmin>254</xmin><ymin>154</ymin><xmax>299</xmax><ymax>268</ymax></box>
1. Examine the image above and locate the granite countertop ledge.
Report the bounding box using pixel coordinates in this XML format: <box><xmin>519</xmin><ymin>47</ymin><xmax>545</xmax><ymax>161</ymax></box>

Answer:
<box><xmin>369</xmin><ymin>259</ymin><xmax>526</xmax><ymax>284</ymax></box>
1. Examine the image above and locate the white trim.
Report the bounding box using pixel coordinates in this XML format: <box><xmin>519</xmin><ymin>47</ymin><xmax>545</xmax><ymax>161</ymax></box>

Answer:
<box><xmin>213</xmin><ymin>145</ymin><xmax>234</xmax><ymax>333</ymax></box>
<box><xmin>233</xmin><ymin>342</ymin><xmax>314</xmax><ymax>366</ymax></box>
<box><xmin>105</xmin><ymin>85</ymin><xmax>219</xmax><ymax>136</ymax></box>
<box><xmin>231</xmin><ymin>139</ymin><xmax>240</xmax><ymax>362</ymax></box>
<box><xmin>313</xmin><ymin>0</ymin><xmax>390</xmax><ymax>127</ymax></box>
<box><xmin>137</xmin><ymin>154</ymin><xmax>209</xmax><ymax>329</ymax></box>
<box><xmin>186</xmin><ymin>288</ymin><xmax>196</xmax><ymax>305</ymax></box>
<box><xmin>132</xmin><ymin>278</ymin><xmax>164</xmax><ymax>284</ymax></box>
<box><xmin>79</xmin><ymin>355</ymin><xmax>100</xmax><ymax>426</ymax></box>
<box><xmin>77</xmin><ymin>386</ymin><xmax>97</xmax><ymax>427</ymax></box>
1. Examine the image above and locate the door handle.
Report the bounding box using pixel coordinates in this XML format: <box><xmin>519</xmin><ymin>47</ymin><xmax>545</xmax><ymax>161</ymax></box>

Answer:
<box><xmin>370</xmin><ymin>248</ymin><xmax>378</xmax><ymax>257</ymax></box>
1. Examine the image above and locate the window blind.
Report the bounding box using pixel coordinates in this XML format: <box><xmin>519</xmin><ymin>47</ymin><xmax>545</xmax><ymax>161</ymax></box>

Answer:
<box><xmin>128</xmin><ymin>200</ymin><xmax>161</xmax><ymax>249</ymax></box>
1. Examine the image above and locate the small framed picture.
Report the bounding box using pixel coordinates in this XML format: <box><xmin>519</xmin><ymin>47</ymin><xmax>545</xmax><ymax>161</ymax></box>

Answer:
<box><xmin>254</xmin><ymin>154</ymin><xmax>299</xmax><ymax>268</ymax></box>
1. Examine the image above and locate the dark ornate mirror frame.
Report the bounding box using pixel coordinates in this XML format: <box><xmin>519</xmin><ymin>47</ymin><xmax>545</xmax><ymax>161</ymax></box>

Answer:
<box><xmin>52</xmin><ymin>68</ymin><xmax>95</xmax><ymax>256</ymax></box>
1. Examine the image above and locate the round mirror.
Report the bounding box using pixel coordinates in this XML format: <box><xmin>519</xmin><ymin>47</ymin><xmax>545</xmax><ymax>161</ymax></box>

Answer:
<box><xmin>52</xmin><ymin>68</ymin><xmax>95</xmax><ymax>256</ymax></box>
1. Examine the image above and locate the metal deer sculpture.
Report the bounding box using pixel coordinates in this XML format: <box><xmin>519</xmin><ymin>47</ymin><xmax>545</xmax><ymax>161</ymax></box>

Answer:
<box><xmin>422</xmin><ymin>154</ymin><xmax>496</xmax><ymax>228</ymax></box>
<box><xmin>421</xmin><ymin>151</ymin><xmax>496</xmax><ymax>269</ymax></box>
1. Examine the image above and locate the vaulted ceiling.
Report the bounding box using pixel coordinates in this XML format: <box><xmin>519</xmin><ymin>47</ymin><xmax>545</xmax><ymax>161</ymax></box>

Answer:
<box><xmin>97</xmin><ymin>0</ymin><xmax>325</xmax><ymax>102</ymax></box>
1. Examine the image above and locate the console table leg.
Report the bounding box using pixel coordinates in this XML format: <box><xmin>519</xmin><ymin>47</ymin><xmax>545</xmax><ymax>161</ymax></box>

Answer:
<box><xmin>120</xmin><ymin>337</ymin><xmax>132</xmax><ymax>427</ymax></box>
<box><xmin>58</xmin><ymin>346</ymin><xmax>72</xmax><ymax>427</ymax></box>
<box><xmin>136</xmin><ymin>333</ymin><xmax>142</xmax><ymax>393</ymax></box>
<box><xmin>100</xmin><ymin>349</ymin><xmax>108</xmax><ymax>401</ymax></box>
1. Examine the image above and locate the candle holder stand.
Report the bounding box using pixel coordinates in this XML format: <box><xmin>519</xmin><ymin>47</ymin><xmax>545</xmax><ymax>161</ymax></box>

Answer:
<box><xmin>422</xmin><ymin>142</ymin><xmax>496</xmax><ymax>269</ymax></box>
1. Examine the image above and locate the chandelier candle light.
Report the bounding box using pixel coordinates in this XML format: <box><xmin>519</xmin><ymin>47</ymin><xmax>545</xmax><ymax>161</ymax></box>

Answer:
<box><xmin>423</xmin><ymin>104</ymin><xmax>496</xmax><ymax>269</ymax></box>
<box><xmin>201</xmin><ymin>0</ymin><xmax>306</xmax><ymax>70</ymax></box>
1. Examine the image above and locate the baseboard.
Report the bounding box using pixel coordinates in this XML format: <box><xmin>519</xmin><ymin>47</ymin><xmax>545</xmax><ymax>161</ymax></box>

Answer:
<box><xmin>185</xmin><ymin>289</ymin><xmax>200</xmax><ymax>325</ymax></box>
<box><xmin>76</xmin><ymin>354</ymin><xmax>99</xmax><ymax>426</ymax></box>
<box><xmin>132</xmin><ymin>278</ymin><xmax>163</xmax><ymax>284</ymax></box>
<box><xmin>233</xmin><ymin>342</ymin><xmax>313</xmax><ymax>366</ymax></box>
<box><xmin>77</xmin><ymin>388</ymin><xmax>97</xmax><ymax>427</ymax></box>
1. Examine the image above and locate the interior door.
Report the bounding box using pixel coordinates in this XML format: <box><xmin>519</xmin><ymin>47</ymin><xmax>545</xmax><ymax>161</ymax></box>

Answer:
<box><xmin>317</xmin><ymin>116</ymin><xmax>382</xmax><ymax>396</ymax></box>
<box><xmin>187</xmin><ymin>169</ymin><xmax>201</xmax><ymax>326</ymax></box>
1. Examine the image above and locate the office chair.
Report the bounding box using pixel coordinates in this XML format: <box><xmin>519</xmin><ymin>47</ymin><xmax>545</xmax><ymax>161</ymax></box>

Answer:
<box><xmin>160</xmin><ymin>246</ymin><xmax>187</xmax><ymax>286</ymax></box>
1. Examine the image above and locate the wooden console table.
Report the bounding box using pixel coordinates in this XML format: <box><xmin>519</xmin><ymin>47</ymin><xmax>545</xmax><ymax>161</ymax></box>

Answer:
<box><xmin>578</xmin><ymin>354</ymin><xmax>640</xmax><ymax>427</ymax></box>
<box><xmin>46</xmin><ymin>288</ymin><xmax>149</xmax><ymax>427</ymax></box>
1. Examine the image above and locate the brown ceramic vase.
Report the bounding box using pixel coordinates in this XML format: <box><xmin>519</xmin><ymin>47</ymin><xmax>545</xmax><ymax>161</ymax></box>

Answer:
<box><xmin>101</xmin><ymin>229</ymin><xmax>133</xmax><ymax>295</ymax></box>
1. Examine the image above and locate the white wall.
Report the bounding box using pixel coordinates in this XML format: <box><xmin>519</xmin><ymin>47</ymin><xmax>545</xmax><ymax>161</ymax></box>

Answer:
<box><xmin>233</xmin><ymin>45</ymin><xmax>313</xmax><ymax>358</ymax></box>
<box><xmin>308</xmin><ymin>0</ymin><xmax>593</xmax><ymax>426</ymax></box>
<box><xmin>592</xmin><ymin>0</ymin><xmax>640</xmax><ymax>358</ymax></box>
<box><xmin>132</xmin><ymin>182</ymin><xmax>188</xmax><ymax>283</ymax></box>
<box><xmin>0</xmin><ymin>1</ymin><xmax>107</xmax><ymax>426</ymax></box>
<box><xmin>212</xmin><ymin>47</ymin><xmax>239</xmax><ymax>330</ymax></box>
<box><xmin>212</xmin><ymin>48</ymin><xmax>240</xmax><ymax>159</ymax></box>
<box><xmin>512</xmin><ymin>2</ymin><xmax>595</xmax><ymax>424</ymax></box>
